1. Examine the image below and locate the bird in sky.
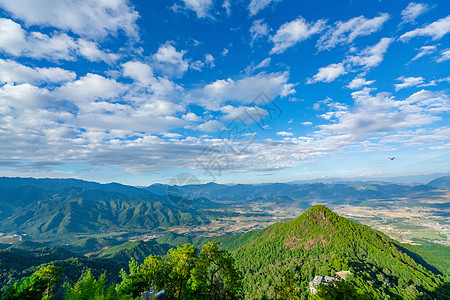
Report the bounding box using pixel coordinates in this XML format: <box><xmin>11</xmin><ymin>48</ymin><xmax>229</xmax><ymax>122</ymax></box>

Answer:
<box><xmin>388</xmin><ymin>157</ymin><xmax>396</xmax><ymax>160</ymax></box>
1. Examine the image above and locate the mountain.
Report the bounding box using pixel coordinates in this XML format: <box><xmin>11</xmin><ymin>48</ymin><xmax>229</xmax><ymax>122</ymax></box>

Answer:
<box><xmin>145</xmin><ymin>181</ymin><xmax>441</xmax><ymax>205</ymax></box>
<box><xmin>0</xmin><ymin>186</ymin><xmax>210</xmax><ymax>243</ymax></box>
<box><xmin>428</xmin><ymin>176</ymin><xmax>450</xmax><ymax>189</ymax></box>
<box><xmin>231</xmin><ymin>205</ymin><xmax>448</xmax><ymax>299</ymax></box>
<box><xmin>0</xmin><ymin>177</ymin><xmax>154</xmax><ymax>196</ymax></box>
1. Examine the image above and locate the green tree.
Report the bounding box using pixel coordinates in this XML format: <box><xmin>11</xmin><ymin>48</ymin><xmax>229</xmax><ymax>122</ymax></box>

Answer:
<box><xmin>189</xmin><ymin>242</ymin><xmax>242</xmax><ymax>300</ymax></box>
<box><xmin>65</xmin><ymin>270</ymin><xmax>120</xmax><ymax>300</ymax></box>
<box><xmin>2</xmin><ymin>265</ymin><xmax>63</xmax><ymax>300</ymax></box>
<box><xmin>315</xmin><ymin>280</ymin><xmax>370</xmax><ymax>300</ymax></box>
<box><xmin>165</xmin><ymin>244</ymin><xmax>197</xmax><ymax>300</ymax></box>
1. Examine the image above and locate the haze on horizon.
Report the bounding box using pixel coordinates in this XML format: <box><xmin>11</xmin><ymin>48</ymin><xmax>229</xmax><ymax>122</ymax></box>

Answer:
<box><xmin>0</xmin><ymin>0</ymin><xmax>449</xmax><ymax>186</ymax></box>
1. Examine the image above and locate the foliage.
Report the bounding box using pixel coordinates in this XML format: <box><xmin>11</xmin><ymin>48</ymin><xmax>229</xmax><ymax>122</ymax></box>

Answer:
<box><xmin>233</xmin><ymin>205</ymin><xmax>446</xmax><ymax>299</ymax></box>
<box><xmin>315</xmin><ymin>279</ymin><xmax>371</xmax><ymax>300</ymax></box>
<box><xmin>116</xmin><ymin>242</ymin><xmax>242</xmax><ymax>300</ymax></box>
<box><xmin>189</xmin><ymin>242</ymin><xmax>242</xmax><ymax>299</ymax></box>
<box><xmin>65</xmin><ymin>271</ymin><xmax>121</xmax><ymax>300</ymax></box>
<box><xmin>1</xmin><ymin>265</ymin><xmax>63</xmax><ymax>300</ymax></box>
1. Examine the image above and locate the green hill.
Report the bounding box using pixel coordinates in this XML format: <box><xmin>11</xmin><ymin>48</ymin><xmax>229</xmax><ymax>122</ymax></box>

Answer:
<box><xmin>233</xmin><ymin>205</ymin><xmax>448</xmax><ymax>299</ymax></box>
<box><xmin>97</xmin><ymin>240</ymin><xmax>172</xmax><ymax>262</ymax></box>
<box><xmin>0</xmin><ymin>186</ymin><xmax>211</xmax><ymax>243</ymax></box>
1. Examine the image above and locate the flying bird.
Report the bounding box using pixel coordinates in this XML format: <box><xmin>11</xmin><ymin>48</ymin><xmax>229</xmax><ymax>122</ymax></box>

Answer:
<box><xmin>388</xmin><ymin>157</ymin><xmax>395</xmax><ymax>160</ymax></box>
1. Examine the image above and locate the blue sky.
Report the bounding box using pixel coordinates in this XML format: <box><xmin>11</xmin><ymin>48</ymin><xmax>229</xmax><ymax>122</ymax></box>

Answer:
<box><xmin>0</xmin><ymin>0</ymin><xmax>449</xmax><ymax>185</ymax></box>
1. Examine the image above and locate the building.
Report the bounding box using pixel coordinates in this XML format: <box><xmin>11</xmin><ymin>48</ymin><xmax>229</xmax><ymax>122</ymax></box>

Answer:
<box><xmin>309</xmin><ymin>275</ymin><xmax>342</xmax><ymax>295</ymax></box>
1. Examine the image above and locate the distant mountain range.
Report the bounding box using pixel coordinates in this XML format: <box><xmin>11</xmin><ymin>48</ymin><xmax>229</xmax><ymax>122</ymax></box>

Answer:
<box><xmin>0</xmin><ymin>176</ymin><xmax>449</xmax><ymax>245</ymax></box>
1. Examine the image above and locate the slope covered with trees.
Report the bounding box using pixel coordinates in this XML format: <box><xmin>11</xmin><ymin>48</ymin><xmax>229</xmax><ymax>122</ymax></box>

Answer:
<box><xmin>233</xmin><ymin>205</ymin><xmax>449</xmax><ymax>299</ymax></box>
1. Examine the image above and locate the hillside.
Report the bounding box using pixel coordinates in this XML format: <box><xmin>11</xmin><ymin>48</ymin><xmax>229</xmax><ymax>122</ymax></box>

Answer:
<box><xmin>428</xmin><ymin>176</ymin><xmax>450</xmax><ymax>189</ymax></box>
<box><xmin>0</xmin><ymin>243</ymin><xmax>127</xmax><ymax>298</ymax></box>
<box><xmin>97</xmin><ymin>240</ymin><xmax>172</xmax><ymax>262</ymax></box>
<box><xmin>0</xmin><ymin>186</ymin><xmax>210</xmax><ymax>243</ymax></box>
<box><xmin>233</xmin><ymin>205</ymin><xmax>449</xmax><ymax>299</ymax></box>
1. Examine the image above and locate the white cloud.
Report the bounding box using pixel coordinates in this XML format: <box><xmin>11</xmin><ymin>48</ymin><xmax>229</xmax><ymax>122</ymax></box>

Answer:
<box><xmin>181</xmin><ymin>0</ymin><xmax>213</xmax><ymax>18</ymax></box>
<box><xmin>55</xmin><ymin>73</ymin><xmax>124</xmax><ymax>107</ymax></box>
<box><xmin>317</xmin><ymin>14</ymin><xmax>390</xmax><ymax>51</ymax></box>
<box><xmin>276</xmin><ymin>131</ymin><xmax>293</xmax><ymax>136</ymax></box>
<box><xmin>152</xmin><ymin>43</ymin><xmax>189</xmax><ymax>78</ymax></box>
<box><xmin>223</xmin><ymin>0</ymin><xmax>231</xmax><ymax>16</ymax></box>
<box><xmin>0</xmin><ymin>0</ymin><xmax>139</xmax><ymax>39</ymax></box>
<box><xmin>348</xmin><ymin>37</ymin><xmax>393</xmax><ymax>69</ymax></box>
<box><xmin>395</xmin><ymin>76</ymin><xmax>425</xmax><ymax>91</ymax></box>
<box><xmin>302</xmin><ymin>121</ymin><xmax>312</xmax><ymax>126</ymax></box>
<box><xmin>436</xmin><ymin>49</ymin><xmax>450</xmax><ymax>62</ymax></box>
<box><xmin>122</xmin><ymin>61</ymin><xmax>154</xmax><ymax>86</ymax></box>
<box><xmin>255</xmin><ymin>57</ymin><xmax>271</xmax><ymax>69</ymax></box>
<box><xmin>205</xmin><ymin>54</ymin><xmax>215</xmax><ymax>68</ymax></box>
<box><xmin>270</xmin><ymin>17</ymin><xmax>326</xmax><ymax>54</ymax></box>
<box><xmin>401</xmin><ymin>2</ymin><xmax>429</xmax><ymax>24</ymax></box>
<box><xmin>0</xmin><ymin>59</ymin><xmax>76</xmax><ymax>84</ymax></box>
<box><xmin>0</xmin><ymin>18</ymin><xmax>118</xmax><ymax>62</ymax></box>
<box><xmin>221</xmin><ymin>48</ymin><xmax>229</xmax><ymax>56</ymax></box>
<box><xmin>77</xmin><ymin>39</ymin><xmax>119</xmax><ymax>63</ymax></box>
<box><xmin>183</xmin><ymin>112</ymin><xmax>201</xmax><ymax>122</ymax></box>
<box><xmin>400</xmin><ymin>16</ymin><xmax>450</xmax><ymax>41</ymax></box>
<box><xmin>221</xmin><ymin>105</ymin><xmax>268</xmax><ymax>123</ymax></box>
<box><xmin>195</xmin><ymin>120</ymin><xmax>222</xmax><ymax>132</ymax></box>
<box><xmin>308</xmin><ymin>63</ymin><xmax>346</xmax><ymax>83</ymax></box>
<box><xmin>347</xmin><ymin>76</ymin><xmax>375</xmax><ymax>89</ymax></box>
<box><xmin>248</xmin><ymin>0</ymin><xmax>282</xmax><ymax>16</ymax></box>
<box><xmin>319</xmin><ymin>88</ymin><xmax>449</xmax><ymax>137</ymax></box>
<box><xmin>190</xmin><ymin>72</ymin><xmax>294</xmax><ymax>110</ymax></box>
<box><xmin>411</xmin><ymin>45</ymin><xmax>436</xmax><ymax>61</ymax></box>
<box><xmin>250</xmin><ymin>19</ymin><xmax>270</xmax><ymax>45</ymax></box>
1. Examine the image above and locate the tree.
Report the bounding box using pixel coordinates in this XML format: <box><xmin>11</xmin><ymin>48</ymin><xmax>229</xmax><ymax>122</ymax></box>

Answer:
<box><xmin>165</xmin><ymin>244</ymin><xmax>197</xmax><ymax>300</ymax></box>
<box><xmin>315</xmin><ymin>280</ymin><xmax>370</xmax><ymax>300</ymax></box>
<box><xmin>65</xmin><ymin>270</ymin><xmax>119</xmax><ymax>300</ymax></box>
<box><xmin>2</xmin><ymin>265</ymin><xmax>63</xmax><ymax>300</ymax></box>
<box><xmin>189</xmin><ymin>242</ymin><xmax>242</xmax><ymax>300</ymax></box>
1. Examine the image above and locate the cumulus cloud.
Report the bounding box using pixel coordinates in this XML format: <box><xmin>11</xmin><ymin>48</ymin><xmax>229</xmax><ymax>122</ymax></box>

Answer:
<box><xmin>180</xmin><ymin>0</ymin><xmax>213</xmax><ymax>18</ymax></box>
<box><xmin>400</xmin><ymin>16</ymin><xmax>450</xmax><ymax>41</ymax></box>
<box><xmin>152</xmin><ymin>43</ymin><xmax>189</xmax><ymax>78</ymax></box>
<box><xmin>348</xmin><ymin>37</ymin><xmax>393</xmax><ymax>69</ymax></box>
<box><xmin>248</xmin><ymin>0</ymin><xmax>282</xmax><ymax>16</ymax></box>
<box><xmin>250</xmin><ymin>19</ymin><xmax>270</xmax><ymax>45</ymax></box>
<box><xmin>401</xmin><ymin>2</ymin><xmax>429</xmax><ymax>24</ymax></box>
<box><xmin>0</xmin><ymin>18</ymin><xmax>118</xmax><ymax>62</ymax></box>
<box><xmin>395</xmin><ymin>76</ymin><xmax>425</xmax><ymax>91</ymax></box>
<box><xmin>189</xmin><ymin>72</ymin><xmax>295</xmax><ymax>110</ymax></box>
<box><xmin>54</xmin><ymin>73</ymin><xmax>124</xmax><ymax>107</ymax></box>
<box><xmin>276</xmin><ymin>131</ymin><xmax>293</xmax><ymax>136</ymax></box>
<box><xmin>319</xmin><ymin>88</ymin><xmax>449</xmax><ymax>137</ymax></box>
<box><xmin>308</xmin><ymin>63</ymin><xmax>347</xmax><ymax>83</ymax></box>
<box><xmin>317</xmin><ymin>13</ymin><xmax>390</xmax><ymax>51</ymax></box>
<box><xmin>0</xmin><ymin>59</ymin><xmax>76</xmax><ymax>84</ymax></box>
<box><xmin>122</xmin><ymin>61</ymin><xmax>154</xmax><ymax>86</ymax></box>
<box><xmin>270</xmin><ymin>17</ymin><xmax>326</xmax><ymax>54</ymax></box>
<box><xmin>347</xmin><ymin>76</ymin><xmax>375</xmax><ymax>89</ymax></box>
<box><xmin>0</xmin><ymin>0</ymin><xmax>139</xmax><ymax>39</ymax></box>
<box><xmin>195</xmin><ymin>120</ymin><xmax>223</xmax><ymax>132</ymax></box>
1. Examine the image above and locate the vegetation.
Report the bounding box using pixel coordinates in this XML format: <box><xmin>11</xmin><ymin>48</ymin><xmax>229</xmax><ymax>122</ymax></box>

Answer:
<box><xmin>233</xmin><ymin>205</ymin><xmax>448</xmax><ymax>299</ymax></box>
<box><xmin>2</xmin><ymin>265</ymin><xmax>63</xmax><ymax>300</ymax></box>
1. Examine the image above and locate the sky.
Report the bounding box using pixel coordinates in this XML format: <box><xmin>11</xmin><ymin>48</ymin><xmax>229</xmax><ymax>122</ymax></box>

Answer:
<box><xmin>0</xmin><ymin>0</ymin><xmax>449</xmax><ymax>186</ymax></box>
